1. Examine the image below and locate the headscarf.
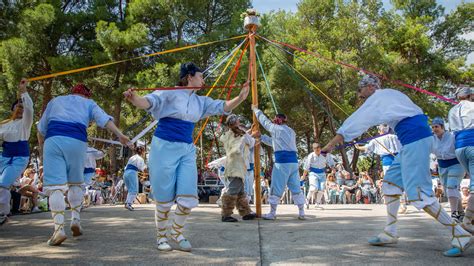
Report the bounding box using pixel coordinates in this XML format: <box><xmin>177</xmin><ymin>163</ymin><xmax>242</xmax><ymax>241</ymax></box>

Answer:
<box><xmin>358</xmin><ymin>74</ymin><xmax>381</xmax><ymax>90</ymax></box>
<box><xmin>431</xmin><ymin>117</ymin><xmax>445</xmax><ymax>127</ymax></box>
<box><xmin>71</xmin><ymin>84</ymin><xmax>92</xmax><ymax>98</ymax></box>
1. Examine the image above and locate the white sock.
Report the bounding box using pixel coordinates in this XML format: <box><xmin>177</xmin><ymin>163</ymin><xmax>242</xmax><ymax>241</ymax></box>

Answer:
<box><xmin>270</xmin><ymin>204</ymin><xmax>278</xmax><ymax>216</ymax></box>
<box><xmin>170</xmin><ymin>204</ymin><xmax>191</xmax><ymax>242</ymax></box>
<box><xmin>49</xmin><ymin>190</ymin><xmax>66</xmax><ymax>233</ymax></box>
<box><xmin>0</xmin><ymin>187</ymin><xmax>11</xmax><ymax>215</ymax></box>
<box><xmin>298</xmin><ymin>204</ymin><xmax>305</xmax><ymax>216</ymax></box>
<box><xmin>463</xmin><ymin>194</ymin><xmax>474</xmax><ymax>225</ymax></box>
<box><xmin>448</xmin><ymin>197</ymin><xmax>459</xmax><ymax>212</ymax></box>
<box><xmin>155</xmin><ymin>203</ymin><xmax>171</xmax><ymax>243</ymax></box>
<box><xmin>126</xmin><ymin>193</ymin><xmax>136</xmax><ymax>205</ymax></box>
<box><xmin>423</xmin><ymin>200</ymin><xmax>467</xmax><ymax>237</ymax></box>
<box><xmin>316</xmin><ymin>191</ymin><xmax>324</xmax><ymax>204</ymax></box>
<box><xmin>67</xmin><ymin>186</ymin><xmax>83</xmax><ymax>221</ymax></box>
<box><xmin>384</xmin><ymin>195</ymin><xmax>400</xmax><ymax>237</ymax></box>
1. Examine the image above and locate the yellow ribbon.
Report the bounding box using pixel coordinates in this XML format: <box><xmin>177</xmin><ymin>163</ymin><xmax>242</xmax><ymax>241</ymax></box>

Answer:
<box><xmin>193</xmin><ymin>38</ymin><xmax>248</xmax><ymax>144</ymax></box>
<box><xmin>27</xmin><ymin>35</ymin><xmax>246</xmax><ymax>82</ymax></box>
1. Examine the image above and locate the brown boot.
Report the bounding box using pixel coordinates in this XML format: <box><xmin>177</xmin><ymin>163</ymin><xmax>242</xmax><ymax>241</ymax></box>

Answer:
<box><xmin>236</xmin><ymin>193</ymin><xmax>253</xmax><ymax>218</ymax></box>
<box><xmin>221</xmin><ymin>194</ymin><xmax>238</xmax><ymax>221</ymax></box>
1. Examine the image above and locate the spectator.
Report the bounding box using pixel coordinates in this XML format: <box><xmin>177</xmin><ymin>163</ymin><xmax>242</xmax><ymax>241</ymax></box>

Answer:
<box><xmin>339</xmin><ymin>171</ymin><xmax>358</xmax><ymax>204</ymax></box>
<box><xmin>358</xmin><ymin>172</ymin><xmax>376</xmax><ymax>203</ymax></box>
<box><xmin>261</xmin><ymin>176</ymin><xmax>269</xmax><ymax>204</ymax></box>
<box><xmin>36</xmin><ymin>166</ymin><xmax>44</xmax><ymax>192</ymax></box>
<box><xmin>18</xmin><ymin>168</ymin><xmax>41</xmax><ymax>213</ymax></box>
<box><xmin>335</xmin><ymin>164</ymin><xmax>345</xmax><ymax>186</ymax></box>
<box><xmin>325</xmin><ymin>173</ymin><xmax>340</xmax><ymax>204</ymax></box>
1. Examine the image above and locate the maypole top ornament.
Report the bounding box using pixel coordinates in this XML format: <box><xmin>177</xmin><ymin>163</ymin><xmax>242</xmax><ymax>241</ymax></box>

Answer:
<box><xmin>242</xmin><ymin>9</ymin><xmax>260</xmax><ymax>30</ymax></box>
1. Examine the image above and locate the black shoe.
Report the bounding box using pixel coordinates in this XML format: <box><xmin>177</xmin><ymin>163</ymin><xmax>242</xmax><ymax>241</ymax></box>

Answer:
<box><xmin>458</xmin><ymin>211</ymin><xmax>465</xmax><ymax>222</ymax></box>
<box><xmin>221</xmin><ymin>216</ymin><xmax>238</xmax><ymax>222</ymax></box>
<box><xmin>242</xmin><ymin>213</ymin><xmax>257</xmax><ymax>220</ymax></box>
<box><xmin>451</xmin><ymin>211</ymin><xmax>460</xmax><ymax>223</ymax></box>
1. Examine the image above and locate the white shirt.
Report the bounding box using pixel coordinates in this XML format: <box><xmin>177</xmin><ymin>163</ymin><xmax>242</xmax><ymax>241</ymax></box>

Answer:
<box><xmin>220</xmin><ymin>131</ymin><xmax>255</xmax><ymax>177</ymax></box>
<box><xmin>0</xmin><ymin>92</ymin><xmax>34</xmax><ymax>144</ymax></box>
<box><xmin>84</xmin><ymin>147</ymin><xmax>105</xmax><ymax>169</ymax></box>
<box><xmin>145</xmin><ymin>90</ymin><xmax>228</xmax><ymax>123</ymax></box>
<box><xmin>365</xmin><ymin>134</ymin><xmax>401</xmax><ymax>156</ymax></box>
<box><xmin>304</xmin><ymin>152</ymin><xmax>335</xmax><ymax>170</ymax></box>
<box><xmin>37</xmin><ymin>95</ymin><xmax>112</xmax><ymax>136</ymax></box>
<box><xmin>432</xmin><ymin>131</ymin><xmax>457</xmax><ymax>160</ymax></box>
<box><xmin>126</xmin><ymin>154</ymin><xmax>146</xmax><ymax>171</ymax></box>
<box><xmin>254</xmin><ymin>109</ymin><xmax>297</xmax><ymax>152</ymax></box>
<box><xmin>448</xmin><ymin>100</ymin><xmax>474</xmax><ymax>131</ymax></box>
<box><xmin>337</xmin><ymin>89</ymin><xmax>423</xmax><ymax>142</ymax></box>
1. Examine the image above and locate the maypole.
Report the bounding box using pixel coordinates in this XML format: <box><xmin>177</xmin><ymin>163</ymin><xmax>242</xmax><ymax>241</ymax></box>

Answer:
<box><xmin>244</xmin><ymin>9</ymin><xmax>262</xmax><ymax>217</ymax></box>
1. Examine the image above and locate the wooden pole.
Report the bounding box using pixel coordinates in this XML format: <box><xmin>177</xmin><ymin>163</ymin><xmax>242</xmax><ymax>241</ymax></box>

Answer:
<box><xmin>245</xmin><ymin>12</ymin><xmax>262</xmax><ymax>217</ymax></box>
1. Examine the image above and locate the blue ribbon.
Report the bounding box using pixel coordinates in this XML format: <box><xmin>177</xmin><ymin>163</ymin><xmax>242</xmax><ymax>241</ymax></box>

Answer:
<box><xmin>274</xmin><ymin>151</ymin><xmax>298</xmax><ymax>163</ymax></box>
<box><xmin>309</xmin><ymin>167</ymin><xmax>325</xmax><ymax>174</ymax></box>
<box><xmin>454</xmin><ymin>128</ymin><xmax>474</xmax><ymax>149</ymax></box>
<box><xmin>84</xmin><ymin>167</ymin><xmax>95</xmax><ymax>174</ymax></box>
<box><xmin>46</xmin><ymin>120</ymin><xmax>87</xmax><ymax>142</ymax></box>
<box><xmin>381</xmin><ymin>153</ymin><xmax>397</xmax><ymax>166</ymax></box>
<box><xmin>1</xmin><ymin>141</ymin><xmax>29</xmax><ymax>157</ymax></box>
<box><xmin>394</xmin><ymin>114</ymin><xmax>432</xmax><ymax>145</ymax></box>
<box><xmin>154</xmin><ymin>117</ymin><xmax>195</xmax><ymax>144</ymax></box>
<box><xmin>438</xmin><ymin>158</ymin><xmax>460</xmax><ymax>168</ymax></box>
<box><xmin>125</xmin><ymin>164</ymin><xmax>139</xmax><ymax>171</ymax></box>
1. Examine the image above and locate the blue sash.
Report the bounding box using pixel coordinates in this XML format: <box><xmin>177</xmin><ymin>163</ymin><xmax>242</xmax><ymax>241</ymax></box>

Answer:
<box><xmin>1</xmin><ymin>141</ymin><xmax>30</xmax><ymax>157</ymax></box>
<box><xmin>46</xmin><ymin>120</ymin><xmax>87</xmax><ymax>142</ymax></box>
<box><xmin>154</xmin><ymin>117</ymin><xmax>195</xmax><ymax>144</ymax></box>
<box><xmin>394</xmin><ymin>114</ymin><xmax>432</xmax><ymax>145</ymax></box>
<box><xmin>438</xmin><ymin>158</ymin><xmax>460</xmax><ymax>168</ymax></box>
<box><xmin>309</xmin><ymin>167</ymin><xmax>325</xmax><ymax>174</ymax></box>
<box><xmin>125</xmin><ymin>164</ymin><xmax>139</xmax><ymax>171</ymax></box>
<box><xmin>84</xmin><ymin>167</ymin><xmax>95</xmax><ymax>174</ymax></box>
<box><xmin>247</xmin><ymin>163</ymin><xmax>254</xmax><ymax>172</ymax></box>
<box><xmin>274</xmin><ymin>151</ymin><xmax>298</xmax><ymax>163</ymax></box>
<box><xmin>381</xmin><ymin>153</ymin><xmax>397</xmax><ymax>166</ymax></box>
<box><xmin>454</xmin><ymin>128</ymin><xmax>474</xmax><ymax>149</ymax></box>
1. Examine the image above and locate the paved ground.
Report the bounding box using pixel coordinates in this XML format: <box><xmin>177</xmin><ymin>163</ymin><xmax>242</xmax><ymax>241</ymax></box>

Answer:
<box><xmin>1</xmin><ymin>204</ymin><xmax>473</xmax><ymax>265</ymax></box>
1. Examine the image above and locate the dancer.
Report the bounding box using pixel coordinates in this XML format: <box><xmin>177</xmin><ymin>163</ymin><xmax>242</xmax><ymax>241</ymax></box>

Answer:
<box><xmin>355</xmin><ymin>124</ymin><xmax>407</xmax><ymax>213</ymax></box>
<box><xmin>244</xmin><ymin>124</ymin><xmax>256</xmax><ymax>203</ymax></box>
<box><xmin>37</xmin><ymin>83</ymin><xmax>130</xmax><ymax>246</ymax></box>
<box><xmin>355</xmin><ymin>124</ymin><xmax>401</xmax><ymax>174</ymax></box>
<box><xmin>0</xmin><ymin>79</ymin><xmax>32</xmax><ymax>225</ymax></box>
<box><xmin>251</xmin><ymin>106</ymin><xmax>305</xmax><ymax>220</ymax></box>
<box><xmin>219</xmin><ymin>114</ymin><xmax>257</xmax><ymax>222</ymax></box>
<box><xmin>123</xmin><ymin>145</ymin><xmax>147</xmax><ymax>211</ymax></box>
<box><xmin>322</xmin><ymin>74</ymin><xmax>471</xmax><ymax>257</ymax></box>
<box><xmin>431</xmin><ymin>117</ymin><xmax>466</xmax><ymax>222</ymax></box>
<box><xmin>448</xmin><ymin>87</ymin><xmax>474</xmax><ymax>235</ymax></box>
<box><xmin>301</xmin><ymin>143</ymin><xmax>335</xmax><ymax>209</ymax></box>
<box><xmin>83</xmin><ymin>146</ymin><xmax>105</xmax><ymax>207</ymax></box>
<box><xmin>123</xmin><ymin>62</ymin><xmax>249</xmax><ymax>252</ymax></box>
<box><xmin>84</xmin><ymin>147</ymin><xmax>105</xmax><ymax>187</ymax></box>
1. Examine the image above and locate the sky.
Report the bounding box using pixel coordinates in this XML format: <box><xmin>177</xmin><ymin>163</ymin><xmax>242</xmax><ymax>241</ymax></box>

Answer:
<box><xmin>251</xmin><ymin>0</ymin><xmax>473</xmax><ymax>65</ymax></box>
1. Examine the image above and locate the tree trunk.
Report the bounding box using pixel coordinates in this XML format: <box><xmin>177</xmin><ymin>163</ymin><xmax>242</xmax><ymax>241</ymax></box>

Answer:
<box><xmin>209</xmin><ymin>123</ymin><xmax>221</xmax><ymax>158</ymax></box>
<box><xmin>108</xmin><ymin>66</ymin><xmax>123</xmax><ymax>173</ymax></box>
<box><xmin>305</xmin><ymin>131</ymin><xmax>311</xmax><ymax>154</ymax></box>
<box><xmin>40</xmin><ymin>79</ymin><xmax>53</xmax><ymax>114</ymax></box>
<box><xmin>351</xmin><ymin>147</ymin><xmax>359</xmax><ymax>173</ymax></box>
<box><xmin>325</xmin><ymin>100</ymin><xmax>350</xmax><ymax>171</ymax></box>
